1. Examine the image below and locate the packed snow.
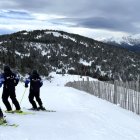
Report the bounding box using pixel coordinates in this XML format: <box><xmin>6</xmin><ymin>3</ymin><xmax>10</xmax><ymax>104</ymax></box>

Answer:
<box><xmin>0</xmin><ymin>73</ymin><xmax>140</xmax><ymax>140</ymax></box>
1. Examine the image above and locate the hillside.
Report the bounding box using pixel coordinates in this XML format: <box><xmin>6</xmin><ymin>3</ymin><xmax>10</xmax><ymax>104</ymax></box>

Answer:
<box><xmin>0</xmin><ymin>29</ymin><xmax>140</xmax><ymax>81</ymax></box>
<box><xmin>0</xmin><ymin>73</ymin><xmax>140</xmax><ymax>140</ymax></box>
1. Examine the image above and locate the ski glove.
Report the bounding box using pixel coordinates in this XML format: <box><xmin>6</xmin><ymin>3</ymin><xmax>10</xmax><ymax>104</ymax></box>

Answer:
<box><xmin>25</xmin><ymin>84</ymin><xmax>28</xmax><ymax>88</ymax></box>
<box><xmin>25</xmin><ymin>78</ymin><xmax>30</xmax><ymax>88</ymax></box>
<box><xmin>0</xmin><ymin>76</ymin><xmax>4</xmax><ymax>88</ymax></box>
<box><xmin>39</xmin><ymin>81</ymin><xmax>43</xmax><ymax>87</ymax></box>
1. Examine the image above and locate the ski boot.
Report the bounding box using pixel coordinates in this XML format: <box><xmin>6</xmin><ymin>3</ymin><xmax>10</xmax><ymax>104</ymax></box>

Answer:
<box><xmin>14</xmin><ymin>110</ymin><xmax>23</xmax><ymax>113</ymax></box>
<box><xmin>0</xmin><ymin>117</ymin><xmax>6</xmax><ymax>125</ymax></box>
<box><xmin>38</xmin><ymin>106</ymin><xmax>46</xmax><ymax>111</ymax></box>
<box><xmin>29</xmin><ymin>107</ymin><xmax>39</xmax><ymax>111</ymax></box>
<box><xmin>5</xmin><ymin>110</ymin><xmax>14</xmax><ymax>113</ymax></box>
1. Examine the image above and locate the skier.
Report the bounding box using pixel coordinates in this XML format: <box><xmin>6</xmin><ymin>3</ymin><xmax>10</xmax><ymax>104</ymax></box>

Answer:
<box><xmin>25</xmin><ymin>69</ymin><xmax>46</xmax><ymax>110</ymax></box>
<box><xmin>0</xmin><ymin>65</ymin><xmax>22</xmax><ymax>113</ymax></box>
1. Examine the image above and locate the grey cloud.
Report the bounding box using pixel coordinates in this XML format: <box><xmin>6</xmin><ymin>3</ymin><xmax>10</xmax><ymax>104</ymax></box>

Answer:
<box><xmin>0</xmin><ymin>10</ymin><xmax>34</xmax><ymax>20</ymax></box>
<box><xmin>0</xmin><ymin>0</ymin><xmax>140</xmax><ymax>34</ymax></box>
<box><xmin>75</xmin><ymin>17</ymin><xmax>137</xmax><ymax>33</ymax></box>
<box><xmin>51</xmin><ymin>17</ymin><xmax>138</xmax><ymax>33</ymax></box>
<box><xmin>1</xmin><ymin>0</ymin><xmax>140</xmax><ymax>17</ymax></box>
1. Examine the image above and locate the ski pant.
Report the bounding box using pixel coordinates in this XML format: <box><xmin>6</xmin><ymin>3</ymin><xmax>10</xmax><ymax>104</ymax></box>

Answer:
<box><xmin>29</xmin><ymin>90</ymin><xmax>43</xmax><ymax>109</ymax></box>
<box><xmin>2</xmin><ymin>88</ymin><xmax>21</xmax><ymax>111</ymax></box>
<box><xmin>0</xmin><ymin>108</ymin><xmax>3</xmax><ymax>118</ymax></box>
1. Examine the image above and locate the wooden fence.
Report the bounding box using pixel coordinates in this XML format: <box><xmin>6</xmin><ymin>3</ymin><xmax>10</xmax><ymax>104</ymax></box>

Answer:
<box><xmin>65</xmin><ymin>79</ymin><xmax>140</xmax><ymax>115</ymax></box>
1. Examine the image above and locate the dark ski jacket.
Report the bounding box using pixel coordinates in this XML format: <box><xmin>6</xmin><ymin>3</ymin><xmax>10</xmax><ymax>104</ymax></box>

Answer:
<box><xmin>0</xmin><ymin>71</ymin><xmax>19</xmax><ymax>91</ymax></box>
<box><xmin>25</xmin><ymin>73</ymin><xmax>43</xmax><ymax>92</ymax></box>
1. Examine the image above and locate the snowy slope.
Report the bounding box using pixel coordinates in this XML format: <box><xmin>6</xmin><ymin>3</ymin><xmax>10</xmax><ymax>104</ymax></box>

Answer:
<box><xmin>0</xmin><ymin>73</ymin><xmax>140</xmax><ymax>140</ymax></box>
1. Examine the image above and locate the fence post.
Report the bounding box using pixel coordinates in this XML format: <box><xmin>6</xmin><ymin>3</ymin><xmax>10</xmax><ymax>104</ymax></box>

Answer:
<box><xmin>86</xmin><ymin>77</ymin><xmax>89</xmax><ymax>92</ymax></box>
<box><xmin>114</xmin><ymin>80</ymin><xmax>117</xmax><ymax>104</ymax></box>
<box><xmin>98</xmin><ymin>81</ymin><xmax>101</xmax><ymax>98</ymax></box>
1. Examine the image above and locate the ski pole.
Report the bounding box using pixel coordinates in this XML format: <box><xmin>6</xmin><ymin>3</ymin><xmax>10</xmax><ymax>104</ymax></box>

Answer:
<box><xmin>20</xmin><ymin>88</ymin><xmax>27</xmax><ymax>106</ymax></box>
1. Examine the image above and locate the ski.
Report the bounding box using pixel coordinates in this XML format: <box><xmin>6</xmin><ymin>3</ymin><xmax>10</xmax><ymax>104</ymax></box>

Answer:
<box><xmin>25</xmin><ymin>108</ymin><xmax>56</xmax><ymax>112</ymax></box>
<box><xmin>0</xmin><ymin>119</ymin><xmax>18</xmax><ymax>127</ymax></box>
<box><xmin>14</xmin><ymin>111</ymin><xmax>35</xmax><ymax>115</ymax></box>
<box><xmin>42</xmin><ymin>109</ymin><xmax>56</xmax><ymax>112</ymax></box>
<box><xmin>1</xmin><ymin>123</ymin><xmax>19</xmax><ymax>127</ymax></box>
<box><xmin>5</xmin><ymin>110</ymin><xmax>35</xmax><ymax>115</ymax></box>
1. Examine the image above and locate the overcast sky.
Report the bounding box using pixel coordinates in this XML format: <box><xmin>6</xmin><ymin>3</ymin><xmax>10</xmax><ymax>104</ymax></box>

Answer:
<box><xmin>0</xmin><ymin>0</ymin><xmax>140</xmax><ymax>40</ymax></box>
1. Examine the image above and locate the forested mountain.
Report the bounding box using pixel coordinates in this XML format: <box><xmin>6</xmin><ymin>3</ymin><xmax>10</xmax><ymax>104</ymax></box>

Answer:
<box><xmin>0</xmin><ymin>29</ymin><xmax>140</xmax><ymax>81</ymax></box>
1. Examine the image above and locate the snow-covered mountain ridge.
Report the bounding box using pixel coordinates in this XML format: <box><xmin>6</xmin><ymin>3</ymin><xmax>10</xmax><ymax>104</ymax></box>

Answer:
<box><xmin>101</xmin><ymin>34</ymin><xmax>140</xmax><ymax>52</ymax></box>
